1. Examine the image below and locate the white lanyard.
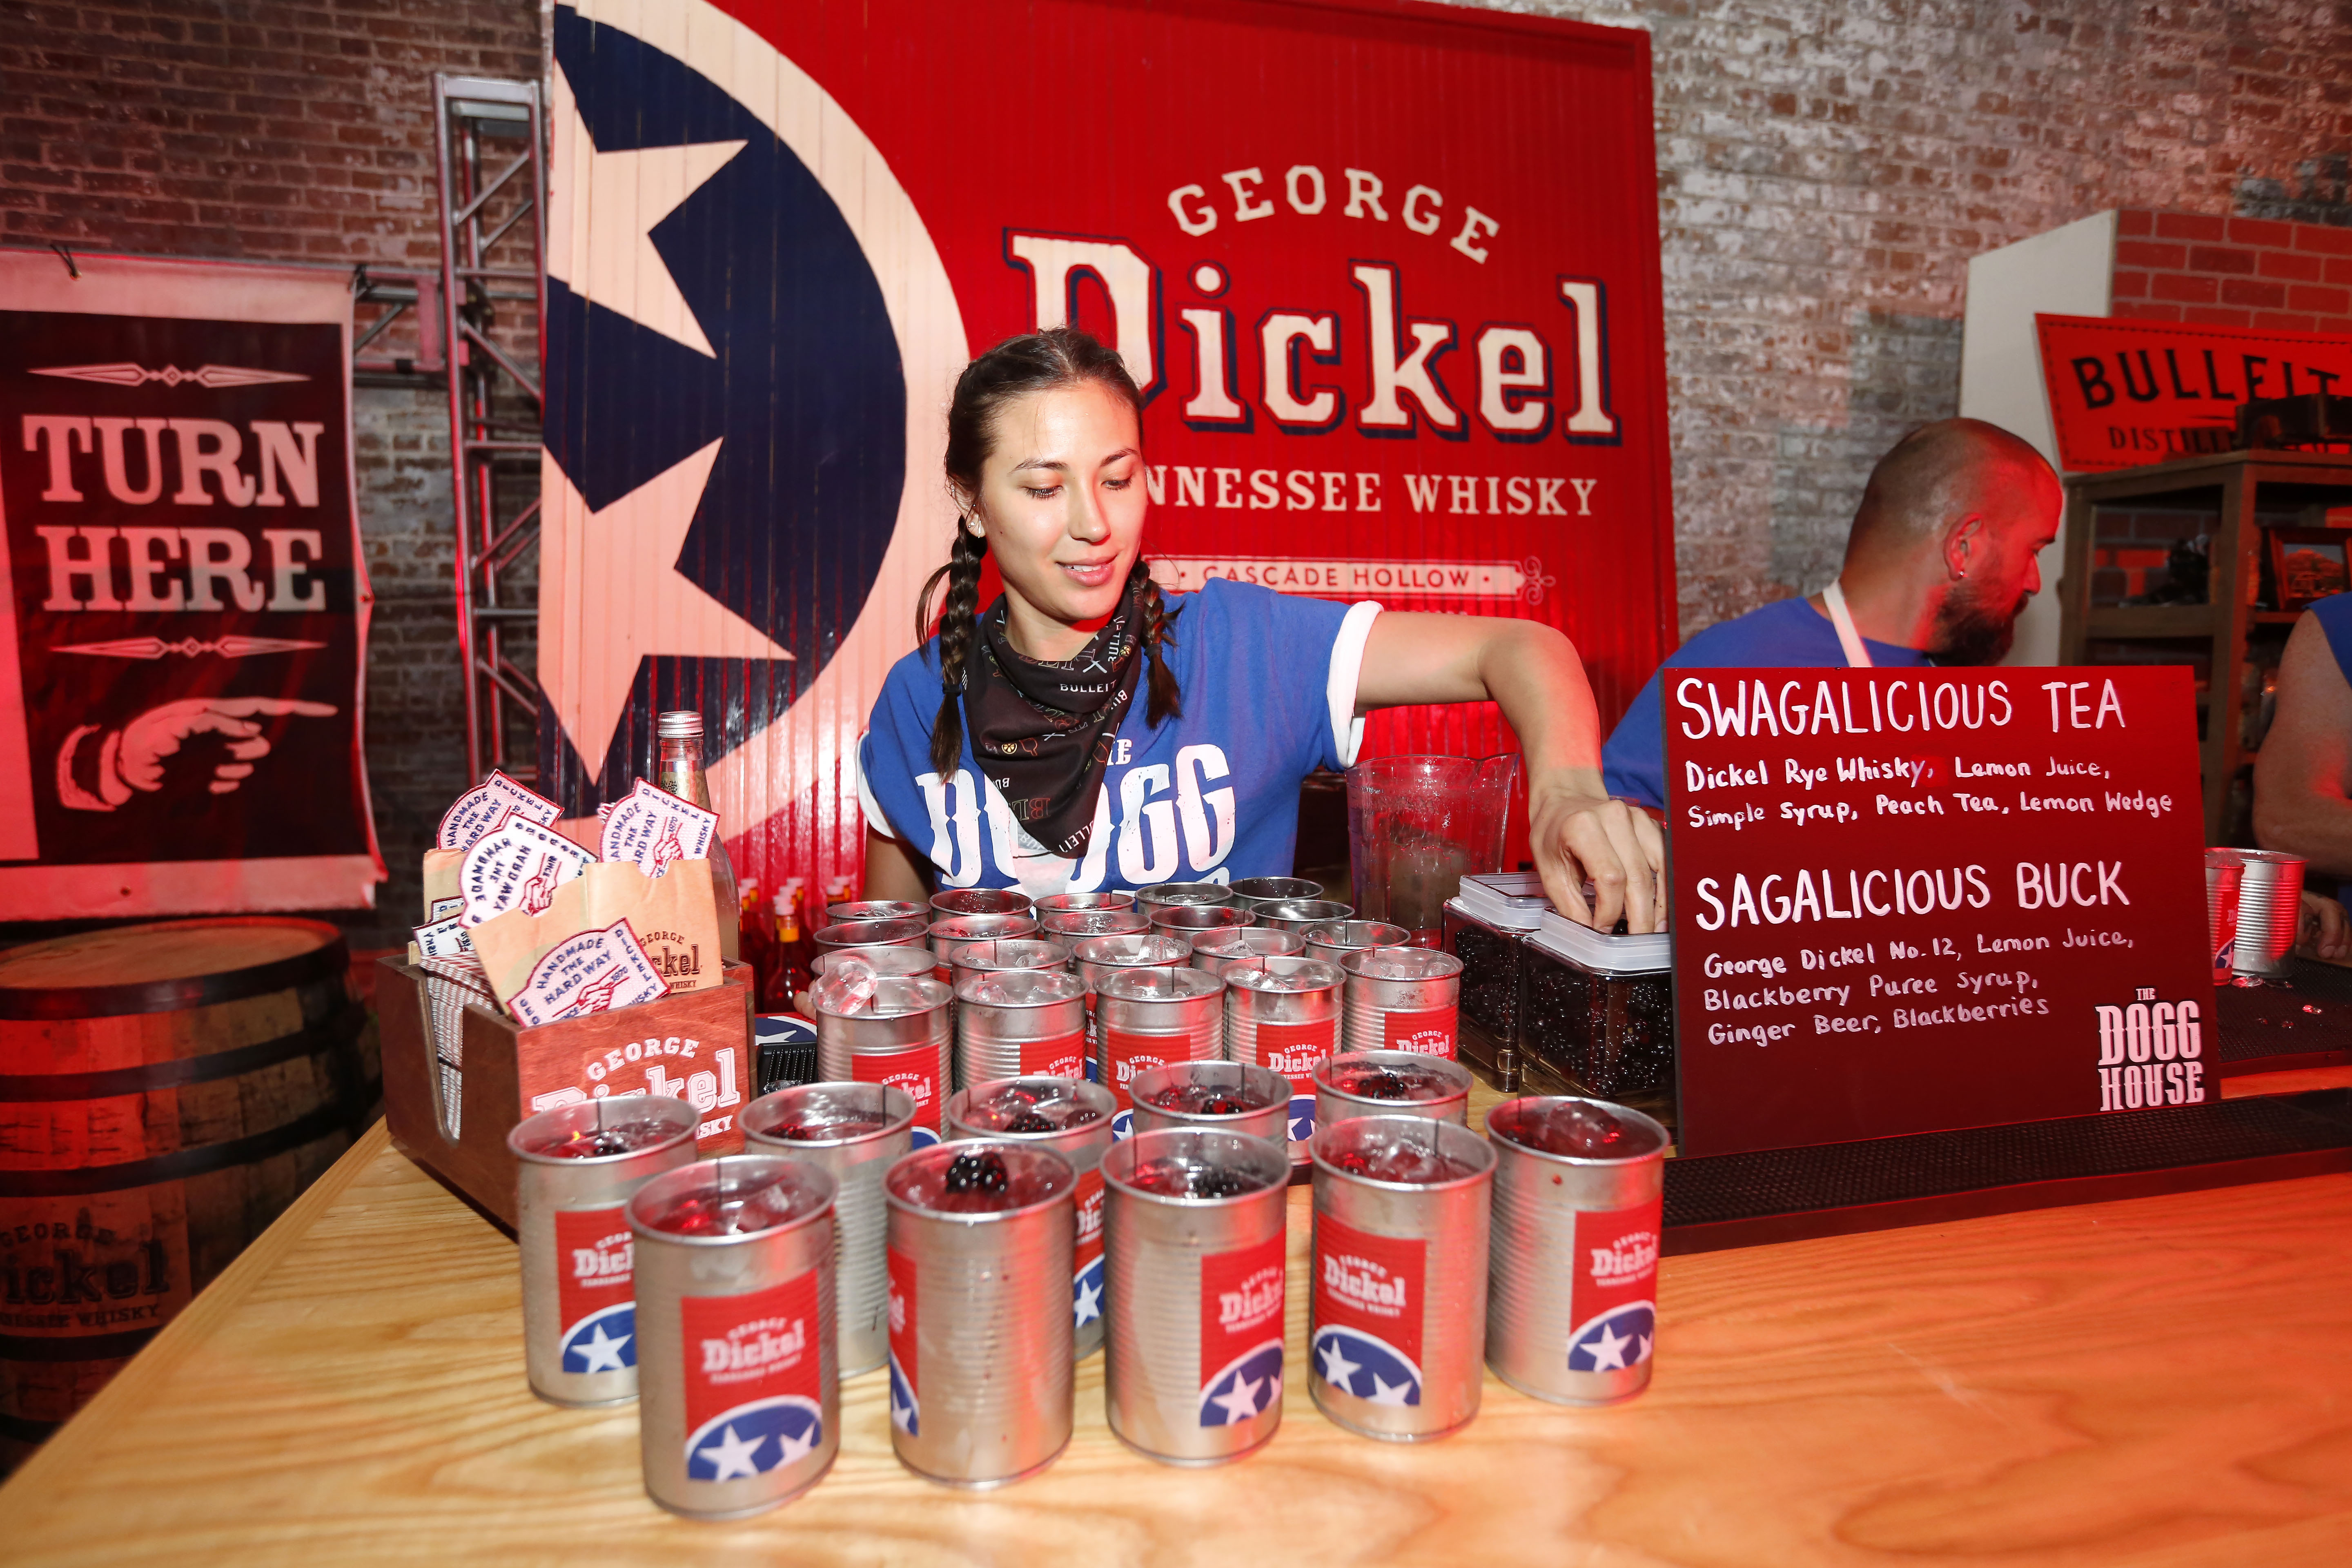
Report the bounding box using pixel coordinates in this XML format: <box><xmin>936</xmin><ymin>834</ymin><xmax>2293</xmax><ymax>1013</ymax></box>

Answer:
<box><xmin>1821</xmin><ymin>579</ymin><xmax>1872</xmax><ymax>669</ymax></box>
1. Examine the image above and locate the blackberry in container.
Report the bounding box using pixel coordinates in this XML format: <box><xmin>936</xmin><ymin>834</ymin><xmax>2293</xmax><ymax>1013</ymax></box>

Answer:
<box><xmin>1522</xmin><ymin>911</ymin><xmax>1675</xmax><ymax>1133</ymax></box>
<box><xmin>1441</xmin><ymin>873</ymin><xmax>1551</xmax><ymax>1093</ymax></box>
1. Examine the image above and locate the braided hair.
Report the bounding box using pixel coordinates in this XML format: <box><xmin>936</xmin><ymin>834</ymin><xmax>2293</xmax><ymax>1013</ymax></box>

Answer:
<box><xmin>915</xmin><ymin>325</ymin><xmax>1183</xmax><ymax>776</ymax></box>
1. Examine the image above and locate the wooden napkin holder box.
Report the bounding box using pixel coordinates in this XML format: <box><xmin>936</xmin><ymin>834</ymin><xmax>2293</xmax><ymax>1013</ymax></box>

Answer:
<box><xmin>377</xmin><ymin>958</ymin><xmax>755</xmax><ymax>1229</ymax></box>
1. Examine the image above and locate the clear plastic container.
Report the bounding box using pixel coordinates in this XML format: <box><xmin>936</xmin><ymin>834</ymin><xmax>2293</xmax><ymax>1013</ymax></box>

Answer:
<box><xmin>1520</xmin><ymin>913</ymin><xmax>1675</xmax><ymax>1134</ymax></box>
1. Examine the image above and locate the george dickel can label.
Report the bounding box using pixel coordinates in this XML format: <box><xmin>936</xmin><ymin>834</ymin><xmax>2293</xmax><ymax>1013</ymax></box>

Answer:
<box><xmin>1308</xmin><ymin>1114</ymin><xmax>1494</xmax><ymax>1442</ymax></box>
<box><xmin>510</xmin><ymin>1095</ymin><xmax>702</xmax><ymax>1407</ymax></box>
<box><xmin>944</xmin><ymin>1076</ymin><xmax>1117</xmax><ymax>1359</ymax></box>
<box><xmin>627</xmin><ymin>1155</ymin><xmax>839</xmax><ymax>1519</ymax></box>
<box><xmin>813</xmin><ymin>973</ymin><xmax>950</xmax><ymax>1149</ymax></box>
<box><xmin>1222</xmin><ymin>955</ymin><xmax>1346</xmax><ymax>1169</ymax></box>
<box><xmin>1483</xmin><ymin>1096</ymin><xmax>1667</xmax><ymax>1406</ymax></box>
<box><xmin>1101</xmin><ymin>1127</ymin><xmax>1292</xmax><ymax>1466</ymax></box>
<box><xmin>741</xmin><ymin>1082</ymin><xmax>917</xmax><ymax>1378</ymax></box>
<box><xmin>885</xmin><ymin>1140</ymin><xmax>1077</xmax><ymax>1487</ymax></box>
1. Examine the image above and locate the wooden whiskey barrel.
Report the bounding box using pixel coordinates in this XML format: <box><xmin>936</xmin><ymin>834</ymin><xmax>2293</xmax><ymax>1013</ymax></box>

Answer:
<box><xmin>0</xmin><ymin>918</ymin><xmax>373</xmax><ymax>1470</ymax></box>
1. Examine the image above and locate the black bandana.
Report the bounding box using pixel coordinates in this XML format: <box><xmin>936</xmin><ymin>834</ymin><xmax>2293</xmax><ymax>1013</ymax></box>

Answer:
<box><xmin>962</xmin><ymin>584</ymin><xmax>1145</xmax><ymax>859</ymax></box>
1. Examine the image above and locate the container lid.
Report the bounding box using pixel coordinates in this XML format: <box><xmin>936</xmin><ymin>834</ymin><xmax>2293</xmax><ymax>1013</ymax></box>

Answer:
<box><xmin>1530</xmin><ymin>911</ymin><xmax>1671</xmax><ymax>974</ymax></box>
<box><xmin>1098</xmin><ymin>965</ymin><xmax>1225</xmax><ymax>1003</ymax></box>
<box><xmin>1455</xmin><ymin>873</ymin><xmax>1552</xmax><ymax>932</ymax></box>
<box><xmin>954</xmin><ymin>967</ymin><xmax>1086</xmax><ymax>1008</ymax></box>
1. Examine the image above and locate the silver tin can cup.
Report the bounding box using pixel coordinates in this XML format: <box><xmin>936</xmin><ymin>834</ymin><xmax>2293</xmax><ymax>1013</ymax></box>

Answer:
<box><xmin>1313</xmin><ymin>1049</ymin><xmax>1473</xmax><ymax>1130</ymax></box>
<box><xmin>1040</xmin><ymin>907</ymin><xmax>1152</xmax><ymax>942</ymax></box>
<box><xmin>1152</xmin><ymin>903</ymin><xmax>1258</xmax><ymax>949</ymax></box>
<box><xmin>947</xmin><ymin>936</ymin><xmax>1071</xmax><ymax>989</ymax></box>
<box><xmin>1341</xmin><ymin>946</ymin><xmax>1466</xmax><ymax>1058</ymax></box>
<box><xmin>1096</xmin><ymin>965</ymin><xmax>1227</xmax><ymax>1134</ymax></box>
<box><xmin>1137</xmin><ymin>881</ymin><xmax>1236</xmax><ymax>909</ymax></box>
<box><xmin>1252</xmin><ymin>899</ymin><xmax>1356</xmax><ymax>935</ymax></box>
<box><xmin>813</xmin><ymin>944</ymin><xmax>939</xmax><ymax>981</ymax></box>
<box><xmin>826</xmin><ymin>900</ymin><xmax>929</xmax><ymax>926</ymax></box>
<box><xmin>1071</xmin><ymin>931</ymin><xmax>1193</xmax><ymax>1061</ymax></box>
<box><xmin>1223</xmin><ymin>955</ymin><xmax>1348</xmax><ymax>1167</ymax></box>
<box><xmin>1036</xmin><ymin>890</ymin><xmax>1138</xmax><ymax>913</ymax></box>
<box><xmin>953</xmin><ymin>968</ymin><xmax>1089</xmax><ymax>1088</ymax></box>
<box><xmin>1303</xmin><ymin>920</ymin><xmax>1411</xmax><ymax>967</ymax></box>
<box><xmin>1308</xmin><ymin>1114</ymin><xmax>1494</xmax><ymax>1442</ymax></box>
<box><xmin>1191</xmin><ymin>926</ymin><xmax>1305</xmax><ymax>978</ymax></box>
<box><xmin>1101</xmin><ymin>1128</ymin><xmax>1292</xmax><ymax>1465</ymax></box>
<box><xmin>2203</xmin><ymin>851</ymin><xmax>2243</xmax><ymax>983</ymax></box>
<box><xmin>884</xmin><ymin>1141</ymin><xmax>1078</xmax><ymax>1487</ymax></box>
<box><xmin>943</xmin><ymin>1077</ymin><xmax>1118</xmax><ymax>1359</ymax></box>
<box><xmin>1127</xmin><ymin>1060</ymin><xmax>1293</xmax><ymax>1146</ymax></box>
<box><xmin>1229</xmin><ymin>876</ymin><xmax>1323</xmax><ymax>910</ymax></box>
<box><xmin>928</xmin><ymin>913</ymin><xmax>1039</xmax><ymax>977</ymax></box>
<box><xmin>931</xmin><ymin>888</ymin><xmax>1035</xmax><ymax>920</ymax></box>
<box><xmin>813</xmin><ymin>916</ymin><xmax>928</xmax><ymax>953</ymax></box>
<box><xmin>510</xmin><ymin>1096</ymin><xmax>702</xmax><ymax>1408</ymax></box>
<box><xmin>1483</xmin><ymin>1096</ymin><xmax>1668</xmax><ymax>1406</ymax></box>
<box><xmin>627</xmin><ymin>1155</ymin><xmax>840</xmax><ymax>1519</ymax></box>
<box><xmin>813</xmin><ymin>974</ymin><xmax>952</xmax><ymax>1145</ymax></box>
<box><xmin>2220</xmin><ymin>848</ymin><xmax>2304</xmax><ymax>976</ymax></box>
<box><xmin>742</xmin><ymin>1082</ymin><xmax>917</xmax><ymax>1378</ymax></box>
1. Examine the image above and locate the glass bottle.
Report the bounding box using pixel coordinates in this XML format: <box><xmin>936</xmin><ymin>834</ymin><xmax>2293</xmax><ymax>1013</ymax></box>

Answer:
<box><xmin>654</xmin><ymin>709</ymin><xmax>741</xmax><ymax>962</ymax></box>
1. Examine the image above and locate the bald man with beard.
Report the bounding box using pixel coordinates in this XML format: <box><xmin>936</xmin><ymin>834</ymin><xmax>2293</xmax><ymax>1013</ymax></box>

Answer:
<box><xmin>1604</xmin><ymin>418</ymin><xmax>2063</xmax><ymax>808</ymax></box>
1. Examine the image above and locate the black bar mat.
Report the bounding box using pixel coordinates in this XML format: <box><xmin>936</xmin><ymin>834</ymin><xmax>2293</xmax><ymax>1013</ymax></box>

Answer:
<box><xmin>1663</xmin><ymin>1089</ymin><xmax>2352</xmax><ymax>1253</ymax></box>
<box><xmin>2216</xmin><ymin>958</ymin><xmax>2352</xmax><ymax>1071</ymax></box>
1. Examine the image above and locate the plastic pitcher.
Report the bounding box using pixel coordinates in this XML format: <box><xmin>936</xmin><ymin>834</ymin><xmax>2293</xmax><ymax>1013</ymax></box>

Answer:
<box><xmin>1344</xmin><ymin>754</ymin><xmax>1519</xmax><ymax>945</ymax></box>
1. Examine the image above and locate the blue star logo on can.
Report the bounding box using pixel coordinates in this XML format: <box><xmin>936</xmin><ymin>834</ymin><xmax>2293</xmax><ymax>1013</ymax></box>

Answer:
<box><xmin>1287</xmin><ymin>1095</ymin><xmax>1316</xmax><ymax>1145</ymax></box>
<box><xmin>1566</xmin><ymin>1301</ymin><xmax>1655</xmax><ymax>1374</ymax></box>
<box><xmin>1312</xmin><ymin>1324</ymin><xmax>1421</xmax><ymax>1407</ymax></box>
<box><xmin>1073</xmin><ymin>1254</ymin><xmax>1105</xmax><ymax>1329</ymax></box>
<box><xmin>1109</xmin><ymin>1107</ymin><xmax>1134</xmax><ymax>1141</ymax></box>
<box><xmin>1198</xmin><ymin>1341</ymin><xmax>1284</xmax><ymax>1426</ymax></box>
<box><xmin>684</xmin><ymin>1396</ymin><xmax>824</xmax><ymax>1482</ymax></box>
<box><xmin>887</xmin><ymin>1350</ymin><xmax>919</xmax><ymax>1438</ymax></box>
<box><xmin>558</xmin><ymin>1300</ymin><xmax>636</xmax><ymax>1374</ymax></box>
<box><xmin>909</xmin><ymin>1125</ymin><xmax>941</xmax><ymax>1151</ymax></box>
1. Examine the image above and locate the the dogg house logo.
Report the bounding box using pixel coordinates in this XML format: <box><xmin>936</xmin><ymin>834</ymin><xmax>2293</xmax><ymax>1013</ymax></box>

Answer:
<box><xmin>541</xmin><ymin>0</ymin><xmax>1673</xmax><ymax>898</ymax></box>
<box><xmin>2094</xmin><ymin>989</ymin><xmax>2207</xmax><ymax>1111</ymax></box>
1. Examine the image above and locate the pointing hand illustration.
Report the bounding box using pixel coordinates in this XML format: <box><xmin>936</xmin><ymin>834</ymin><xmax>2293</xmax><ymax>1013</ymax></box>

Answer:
<box><xmin>58</xmin><ymin>697</ymin><xmax>339</xmax><ymax>811</ymax></box>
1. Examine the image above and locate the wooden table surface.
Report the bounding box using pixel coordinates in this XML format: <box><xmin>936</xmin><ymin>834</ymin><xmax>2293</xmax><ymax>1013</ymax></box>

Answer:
<box><xmin>8</xmin><ymin>1077</ymin><xmax>2352</xmax><ymax>1568</ymax></box>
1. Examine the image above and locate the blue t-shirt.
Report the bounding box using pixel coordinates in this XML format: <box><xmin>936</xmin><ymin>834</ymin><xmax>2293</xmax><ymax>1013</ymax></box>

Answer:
<box><xmin>859</xmin><ymin>578</ymin><xmax>1379</xmax><ymax>895</ymax></box>
<box><xmin>2310</xmin><ymin>592</ymin><xmax>2352</xmax><ymax>685</ymax></box>
<box><xmin>1602</xmin><ymin>596</ymin><xmax>1929</xmax><ymax>807</ymax></box>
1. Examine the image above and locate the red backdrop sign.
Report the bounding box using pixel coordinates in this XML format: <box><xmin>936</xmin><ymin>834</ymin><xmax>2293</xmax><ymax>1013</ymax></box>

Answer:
<box><xmin>539</xmin><ymin>0</ymin><xmax>1675</xmax><ymax>901</ymax></box>
<box><xmin>0</xmin><ymin>251</ymin><xmax>381</xmax><ymax>916</ymax></box>
<box><xmin>2036</xmin><ymin>313</ymin><xmax>2352</xmax><ymax>473</ymax></box>
<box><xmin>1663</xmin><ymin>666</ymin><xmax>2210</xmax><ymax>1157</ymax></box>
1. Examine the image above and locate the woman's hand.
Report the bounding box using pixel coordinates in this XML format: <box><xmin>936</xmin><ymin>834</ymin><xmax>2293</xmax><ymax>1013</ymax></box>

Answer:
<box><xmin>1529</xmin><ymin>770</ymin><xmax>1666</xmax><ymax>933</ymax></box>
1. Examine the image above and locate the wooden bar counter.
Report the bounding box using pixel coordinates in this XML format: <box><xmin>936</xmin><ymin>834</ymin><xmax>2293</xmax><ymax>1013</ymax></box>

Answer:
<box><xmin>8</xmin><ymin>1079</ymin><xmax>2352</xmax><ymax>1566</ymax></box>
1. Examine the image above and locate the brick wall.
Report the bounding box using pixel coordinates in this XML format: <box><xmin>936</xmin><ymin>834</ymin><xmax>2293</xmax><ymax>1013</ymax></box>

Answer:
<box><xmin>1</xmin><ymin>0</ymin><xmax>545</xmax><ymax>945</ymax></box>
<box><xmin>2110</xmin><ymin>209</ymin><xmax>2352</xmax><ymax>335</ymax></box>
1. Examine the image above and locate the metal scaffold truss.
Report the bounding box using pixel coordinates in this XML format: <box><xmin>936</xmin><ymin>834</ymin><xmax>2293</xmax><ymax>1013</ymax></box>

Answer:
<box><xmin>433</xmin><ymin>74</ymin><xmax>546</xmax><ymax>783</ymax></box>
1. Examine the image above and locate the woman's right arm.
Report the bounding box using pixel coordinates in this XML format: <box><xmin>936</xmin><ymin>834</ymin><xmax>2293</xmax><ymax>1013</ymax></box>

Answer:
<box><xmin>862</xmin><ymin>826</ymin><xmax>932</xmax><ymax>902</ymax></box>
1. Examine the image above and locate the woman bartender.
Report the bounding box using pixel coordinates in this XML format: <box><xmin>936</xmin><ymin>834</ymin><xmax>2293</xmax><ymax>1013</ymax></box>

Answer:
<box><xmin>855</xmin><ymin>326</ymin><xmax>1662</xmax><ymax>933</ymax></box>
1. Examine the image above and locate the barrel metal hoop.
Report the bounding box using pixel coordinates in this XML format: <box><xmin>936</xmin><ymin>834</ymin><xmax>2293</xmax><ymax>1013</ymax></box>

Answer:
<box><xmin>0</xmin><ymin>1002</ymin><xmax>368</xmax><ymax>1103</ymax></box>
<box><xmin>0</xmin><ymin>922</ymin><xmax>351</xmax><ymax>1020</ymax></box>
<box><xmin>0</xmin><ymin>1327</ymin><xmax>160</xmax><ymax>1364</ymax></box>
<box><xmin>0</xmin><ymin>1102</ymin><xmax>352</xmax><ymax>1198</ymax></box>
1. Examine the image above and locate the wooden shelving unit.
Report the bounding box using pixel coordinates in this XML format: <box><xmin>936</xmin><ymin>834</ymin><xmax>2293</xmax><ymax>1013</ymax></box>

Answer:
<box><xmin>2058</xmin><ymin>448</ymin><xmax>2352</xmax><ymax>842</ymax></box>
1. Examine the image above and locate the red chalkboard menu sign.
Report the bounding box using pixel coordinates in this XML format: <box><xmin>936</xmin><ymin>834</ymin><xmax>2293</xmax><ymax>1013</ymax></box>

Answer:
<box><xmin>1664</xmin><ymin>666</ymin><xmax>2211</xmax><ymax>1157</ymax></box>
